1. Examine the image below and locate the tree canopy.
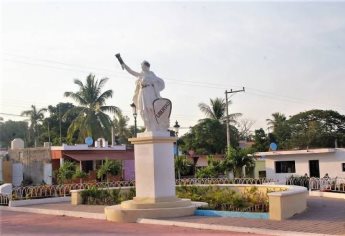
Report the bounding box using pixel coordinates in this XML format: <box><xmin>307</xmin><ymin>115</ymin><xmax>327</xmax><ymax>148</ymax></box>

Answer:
<box><xmin>0</xmin><ymin>120</ymin><xmax>29</xmax><ymax>148</ymax></box>
<box><xmin>264</xmin><ymin>109</ymin><xmax>345</xmax><ymax>150</ymax></box>
<box><xmin>179</xmin><ymin>119</ymin><xmax>239</xmax><ymax>155</ymax></box>
<box><xmin>64</xmin><ymin>74</ymin><xmax>120</xmax><ymax>142</ymax></box>
<box><xmin>21</xmin><ymin>105</ymin><xmax>47</xmax><ymax>147</ymax></box>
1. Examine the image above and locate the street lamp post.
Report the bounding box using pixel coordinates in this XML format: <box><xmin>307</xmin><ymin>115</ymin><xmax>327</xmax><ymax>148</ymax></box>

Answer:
<box><xmin>130</xmin><ymin>103</ymin><xmax>137</xmax><ymax>137</ymax></box>
<box><xmin>173</xmin><ymin>120</ymin><xmax>180</xmax><ymax>157</ymax></box>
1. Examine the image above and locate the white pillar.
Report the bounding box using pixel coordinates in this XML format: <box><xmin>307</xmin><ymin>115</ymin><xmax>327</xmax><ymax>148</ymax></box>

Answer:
<box><xmin>60</xmin><ymin>158</ymin><xmax>64</xmax><ymax>167</ymax></box>
<box><xmin>131</xmin><ymin>132</ymin><xmax>176</xmax><ymax>201</ymax></box>
<box><xmin>104</xmin><ymin>131</ymin><xmax>196</xmax><ymax>222</ymax></box>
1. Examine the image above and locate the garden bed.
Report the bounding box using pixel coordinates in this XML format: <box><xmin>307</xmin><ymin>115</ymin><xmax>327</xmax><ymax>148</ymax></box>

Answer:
<box><xmin>176</xmin><ymin>186</ymin><xmax>270</xmax><ymax>212</ymax></box>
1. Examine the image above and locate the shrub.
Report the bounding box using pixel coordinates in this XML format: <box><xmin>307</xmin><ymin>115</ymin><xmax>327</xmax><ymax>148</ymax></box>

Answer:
<box><xmin>176</xmin><ymin>186</ymin><xmax>269</xmax><ymax>212</ymax></box>
<box><xmin>57</xmin><ymin>161</ymin><xmax>76</xmax><ymax>184</ymax></box>
<box><xmin>73</xmin><ymin>169</ymin><xmax>88</xmax><ymax>180</ymax></box>
<box><xmin>80</xmin><ymin>187</ymin><xmax>135</xmax><ymax>205</ymax></box>
<box><xmin>97</xmin><ymin>159</ymin><xmax>122</xmax><ymax>181</ymax></box>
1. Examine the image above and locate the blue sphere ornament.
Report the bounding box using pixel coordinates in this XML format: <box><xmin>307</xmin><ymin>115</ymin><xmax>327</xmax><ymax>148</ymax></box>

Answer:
<box><xmin>85</xmin><ymin>137</ymin><xmax>93</xmax><ymax>146</ymax></box>
<box><xmin>270</xmin><ymin>142</ymin><xmax>278</xmax><ymax>151</ymax></box>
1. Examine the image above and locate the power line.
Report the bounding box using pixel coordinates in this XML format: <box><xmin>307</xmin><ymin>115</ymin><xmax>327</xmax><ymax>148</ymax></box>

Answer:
<box><xmin>2</xmin><ymin>52</ymin><xmax>345</xmax><ymax>112</ymax></box>
<box><xmin>0</xmin><ymin>112</ymin><xmax>25</xmax><ymax>117</ymax></box>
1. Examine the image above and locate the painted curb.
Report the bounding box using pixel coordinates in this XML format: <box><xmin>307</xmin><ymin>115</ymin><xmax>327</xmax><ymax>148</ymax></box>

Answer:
<box><xmin>137</xmin><ymin>218</ymin><xmax>333</xmax><ymax>236</ymax></box>
<box><xmin>0</xmin><ymin>206</ymin><xmax>105</xmax><ymax>220</ymax></box>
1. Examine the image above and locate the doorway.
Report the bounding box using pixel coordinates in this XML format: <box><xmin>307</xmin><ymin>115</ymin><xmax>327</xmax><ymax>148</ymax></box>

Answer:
<box><xmin>309</xmin><ymin>160</ymin><xmax>320</xmax><ymax>178</ymax></box>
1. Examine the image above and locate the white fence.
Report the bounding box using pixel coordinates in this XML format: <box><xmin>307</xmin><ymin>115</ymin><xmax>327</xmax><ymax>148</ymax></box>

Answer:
<box><xmin>309</xmin><ymin>177</ymin><xmax>345</xmax><ymax>192</ymax></box>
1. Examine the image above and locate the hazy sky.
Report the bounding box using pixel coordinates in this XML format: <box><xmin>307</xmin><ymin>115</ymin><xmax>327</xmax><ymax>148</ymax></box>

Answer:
<box><xmin>1</xmin><ymin>1</ymin><xmax>345</xmax><ymax>136</ymax></box>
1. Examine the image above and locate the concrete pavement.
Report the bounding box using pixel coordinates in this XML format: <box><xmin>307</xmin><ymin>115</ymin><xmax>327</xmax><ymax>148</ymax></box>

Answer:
<box><xmin>0</xmin><ymin>210</ymin><xmax>265</xmax><ymax>236</ymax></box>
<box><xmin>1</xmin><ymin>196</ymin><xmax>344</xmax><ymax>235</ymax></box>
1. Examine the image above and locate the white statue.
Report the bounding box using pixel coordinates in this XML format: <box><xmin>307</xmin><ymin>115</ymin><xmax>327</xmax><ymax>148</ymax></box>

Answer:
<box><xmin>121</xmin><ymin>59</ymin><xmax>169</xmax><ymax>132</ymax></box>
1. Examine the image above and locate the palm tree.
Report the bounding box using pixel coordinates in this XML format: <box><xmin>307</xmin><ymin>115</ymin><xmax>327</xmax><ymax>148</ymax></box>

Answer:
<box><xmin>266</xmin><ymin>112</ymin><xmax>287</xmax><ymax>132</ymax></box>
<box><xmin>225</xmin><ymin>147</ymin><xmax>254</xmax><ymax>178</ymax></box>
<box><xmin>198</xmin><ymin>97</ymin><xmax>241</xmax><ymax>124</ymax></box>
<box><xmin>113</xmin><ymin>111</ymin><xmax>130</xmax><ymax>144</ymax></box>
<box><xmin>174</xmin><ymin>156</ymin><xmax>192</xmax><ymax>179</ymax></box>
<box><xmin>21</xmin><ymin>105</ymin><xmax>47</xmax><ymax>147</ymax></box>
<box><xmin>64</xmin><ymin>74</ymin><xmax>120</xmax><ymax>142</ymax></box>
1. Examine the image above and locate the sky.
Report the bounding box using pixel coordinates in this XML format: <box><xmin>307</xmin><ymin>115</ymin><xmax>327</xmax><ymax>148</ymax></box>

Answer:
<box><xmin>1</xmin><ymin>0</ymin><xmax>345</xmax><ymax>137</ymax></box>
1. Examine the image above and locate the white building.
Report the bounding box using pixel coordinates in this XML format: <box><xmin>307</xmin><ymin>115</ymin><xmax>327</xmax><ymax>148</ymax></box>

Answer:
<box><xmin>255</xmin><ymin>148</ymin><xmax>345</xmax><ymax>183</ymax></box>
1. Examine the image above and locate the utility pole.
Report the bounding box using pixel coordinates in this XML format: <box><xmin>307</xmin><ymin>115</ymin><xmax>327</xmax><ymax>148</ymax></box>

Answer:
<box><xmin>225</xmin><ymin>87</ymin><xmax>245</xmax><ymax>151</ymax></box>
<box><xmin>59</xmin><ymin>105</ymin><xmax>62</xmax><ymax>145</ymax></box>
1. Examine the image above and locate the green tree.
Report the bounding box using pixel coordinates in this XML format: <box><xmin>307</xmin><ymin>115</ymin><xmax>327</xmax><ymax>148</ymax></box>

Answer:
<box><xmin>174</xmin><ymin>156</ymin><xmax>193</xmax><ymax>179</ymax></box>
<box><xmin>225</xmin><ymin>147</ymin><xmax>255</xmax><ymax>178</ymax></box>
<box><xmin>195</xmin><ymin>156</ymin><xmax>226</xmax><ymax>178</ymax></box>
<box><xmin>21</xmin><ymin>105</ymin><xmax>47</xmax><ymax>147</ymax></box>
<box><xmin>40</xmin><ymin>103</ymin><xmax>78</xmax><ymax>145</ymax></box>
<box><xmin>266</xmin><ymin>112</ymin><xmax>291</xmax><ymax>149</ymax></box>
<box><xmin>56</xmin><ymin>161</ymin><xmax>76</xmax><ymax>184</ymax></box>
<box><xmin>97</xmin><ymin>159</ymin><xmax>122</xmax><ymax>182</ymax></box>
<box><xmin>266</xmin><ymin>112</ymin><xmax>287</xmax><ymax>131</ymax></box>
<box><xmin>64</xmin><ymin>74</ymin><xmax>120</xmax><ymax>142</ymax></box>
<box><xmin>0</xmin><ymin>120</ymin><xmax>29</xmax><ymax>148</ymax></box>
<box><xmin>288</xmin><ymin>109</ymin><xmax>345</xmax><ymax>148</ymax></box>
<box><xmin>72</xmin><ymin>169</ymin><xmax>88</xmax><ymax>182</ymax></box>
<box><xmin>113</xmin><ymin>111</ymin><xmax>131</xmax><ymax>144</ymax></box>
<box><xmin>252</xmin><ymin>128</ymin><xmax>269</xmax><ymax>152</ymax></box>
<box><xmin>198</xmin><ymin>97</ymin><xmax>241</xmax><ymax>123</ymax></box>
<box><xmin>180</xmin><ymin>119</ymin><xmax>239</xmax><ymax>154</ymax></box>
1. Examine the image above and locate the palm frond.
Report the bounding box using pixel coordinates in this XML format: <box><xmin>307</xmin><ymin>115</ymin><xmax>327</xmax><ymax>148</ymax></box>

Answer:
<box><xmin>100</xmin><ymin>106</ymin><xmax>121</xmax><ymax>115</ymax></box>
<box><xmin>64</xmin><ymin>92</ymin><xmax>88</xmax><ymax>106</ymax></box>
<box><xmin>98</xmin><ymin>77</ymin><xmax>109</xmax><ymax>90</ymax></box>
<box><xmin>96</xmin><ymin>90</ymin><xmax>113</xmax><ymax>105</ymax></box>
<box><xmin>198</xmin><ymin>103</ymin><xmax>214</xmax><ymax>119</ymax></box>
<box><xmin>73</xmin><ymin>79</ymin><xmax>84</xmax><ymax>88</ymax></box>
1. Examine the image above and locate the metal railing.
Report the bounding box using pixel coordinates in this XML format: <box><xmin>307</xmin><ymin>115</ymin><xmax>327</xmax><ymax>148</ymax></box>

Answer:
<box><xmin>10</xmin><ymin>178</ymin><xmax>274</xmax><ymax>201</ymax></box>
<box><xmin>11</xmin><ymin>180</ymin><xmax>135</xmax><ymax>200</ymax></box>
<box><xmin>176</xmin><ymin>178</ymin><xmax>273</xmax><ymax>185</ymax></box>
<box><xmin>286</xmin><ymin>176</ymin><xmax>345</xmax><ymax>193</ymax></box>
<box><xmin>0</xmin><ymin>194</ymin><xmax>10</xmax><ymax>206</ymax></box>
<box><xmin>309</xmin><ymin>177</ymin><xmax>345</xmax><ymax>192</ymax></box>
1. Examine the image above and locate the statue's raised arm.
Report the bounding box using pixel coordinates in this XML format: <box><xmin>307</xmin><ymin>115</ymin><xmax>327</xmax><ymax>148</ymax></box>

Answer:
<box><xmin>123</xmin><ymin>64</ymin><xmax>141</xmax><ymax>77</ymax></box>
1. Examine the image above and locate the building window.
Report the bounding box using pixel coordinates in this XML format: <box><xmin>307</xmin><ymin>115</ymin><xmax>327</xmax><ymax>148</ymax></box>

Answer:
<box><xmin>342</xmin><ymin>163</ymin><xmax>345</xmax><ymax>172</ymax></box>
<box><xmin>275</xmin><ymin>161</ymin><xmax>296</xmax><ymax>173</ymax></box>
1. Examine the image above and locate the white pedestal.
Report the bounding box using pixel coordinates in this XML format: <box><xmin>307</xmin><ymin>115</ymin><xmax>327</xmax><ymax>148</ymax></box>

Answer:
<box><xmin>133</xmin><ymin>131</ymin><xmax>176</xmax><ymax>201</ymax></box>
<box><xmin>104</xmin><ymin>131</ymin><xmax>196</xmax><ymax>222</ymax></box>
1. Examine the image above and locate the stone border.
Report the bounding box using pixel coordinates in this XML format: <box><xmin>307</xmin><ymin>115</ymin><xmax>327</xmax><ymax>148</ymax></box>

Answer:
<box><xmin>191</xmin><ymin>184</ymin><xmax>308</xmax><ymax>221</ymax></box>
<box><xmin>71</xmin><ymin>184</ymin><xmax>308</xmax><ymax>221</ymax></box>
<box><xmin>9</xmin><ymin>197</ymin><xmax>71</xmax><ymax>207</ymax></box>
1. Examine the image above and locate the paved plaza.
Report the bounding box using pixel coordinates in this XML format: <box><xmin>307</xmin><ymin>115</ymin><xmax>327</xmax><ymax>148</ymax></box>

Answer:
<box><xmin>157</xmin><ymin>197</ymin><xmax>345</xmax><ymax>235</ymax></box>
<box><xmin>0</xmin><ymin>211</ymin><xmax>264</xmax><ymax>236</ymax></box>
<box><xmin>0</xmin><ymin>196</ymin><xmax>344</xmax><ymax>235</ymax></box>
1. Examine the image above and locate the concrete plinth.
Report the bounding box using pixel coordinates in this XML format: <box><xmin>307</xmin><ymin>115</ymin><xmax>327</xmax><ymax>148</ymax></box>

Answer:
<box><xmin>104</xmin><ymin>132</ymin><xmax>196</xmax><ymax>222</ymax></box>
<box><xmin>105</xmin><ymin>198</ymin><xmax>196</xmax><ymax>223</ymax></box>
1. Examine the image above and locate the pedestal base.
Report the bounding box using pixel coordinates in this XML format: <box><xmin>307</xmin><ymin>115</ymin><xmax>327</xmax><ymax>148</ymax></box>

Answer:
<box><xmin>104</xmin><ymin>198</ymin><xmax>196</xmax><ymax>223</ymax></box>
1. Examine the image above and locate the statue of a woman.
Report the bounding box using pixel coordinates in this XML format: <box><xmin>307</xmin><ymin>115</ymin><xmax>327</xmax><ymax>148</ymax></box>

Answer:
<box><xmin>122</xmin><ymin>61</ymin><xmax>167</xmax><ymax>132</ymax></box>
